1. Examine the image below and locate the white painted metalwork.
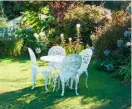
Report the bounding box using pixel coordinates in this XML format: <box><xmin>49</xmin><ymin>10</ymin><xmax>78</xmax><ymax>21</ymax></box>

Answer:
<box><xmin>28</xmin><ymin>48</ymin><xmax>50</xmax><ymax>90</ymax></box>
<box><xmin>53</xmin><ymin>54</ymin><xmax>82</xmax><ymax>96</ymax></box>
<box><xmin>77</xmin><ymin>48</ymin><xmax>93</xmax><ymax>88</ymax></box>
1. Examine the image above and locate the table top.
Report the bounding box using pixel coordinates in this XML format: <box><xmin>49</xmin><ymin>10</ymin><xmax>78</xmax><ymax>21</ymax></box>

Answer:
<box><xmin>40</xmin><ymin>56</ymin><xmax>65</xmax><ymax>62</ymax></box>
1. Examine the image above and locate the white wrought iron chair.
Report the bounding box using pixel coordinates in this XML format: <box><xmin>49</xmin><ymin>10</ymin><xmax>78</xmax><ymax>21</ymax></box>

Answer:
<box><xmin>71</xmin><ymin>48</ymin><xmax>93</xmax><ymax>88</ymax></box>
<box><xmin>28</xmin><ymin>48</ymin><xmax>50</xmax><ymax>90</ymax></box>
<box><xmin>47</xmin><ymin>46</ymin><xmax>65</xmax><ymax>84</ymax></box>
<box><xmin>48</xmin><ymin>45</ymin><xmax>65</xmax><ymax>70</ymax></box>
<box><xmin>53</xmin><ymin>54</ymin><xmax>82</xmax><ymax>96</ymax></box>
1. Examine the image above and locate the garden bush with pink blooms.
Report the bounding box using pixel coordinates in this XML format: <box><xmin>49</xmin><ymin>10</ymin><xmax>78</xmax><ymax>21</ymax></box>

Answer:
<box><xmin>93</xmin><ymin>10</ymin><xmax>131</xmax><ymax>82</ymax></box>
<box><xmin>56</xmin><ymin>4</ymin><xmax>112</xmax><ymax>47</ymax></box>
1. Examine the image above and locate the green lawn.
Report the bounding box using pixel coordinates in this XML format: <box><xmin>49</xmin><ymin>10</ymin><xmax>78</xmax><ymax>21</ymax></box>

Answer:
<box><xmin>0</xmin><ymin>56</ymin><xmax>131</xmax><ymax>109</ymax></box>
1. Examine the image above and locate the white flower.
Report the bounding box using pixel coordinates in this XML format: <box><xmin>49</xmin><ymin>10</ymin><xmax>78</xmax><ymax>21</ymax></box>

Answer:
<box><xmin>23</xmin><ymin>17</ymin><xmax>26</xmax><ymax>21</ymax></box>
<box><xmin>35</xmin><ymin>48</ymin><xmax>41</xmax><ymax>54</ymax></box>
<box><xmin>91</xmin><ymin>34</ymin><xmax>95</xmax><ymax>38</ymax></box>
<box><xmin>39</xmin><ymin>31</ymin><xmax>45</xmax><ymax>37</ymax></box>
<box><xmin>60</xmin><ymin>33</ymin><xmax>64</xmax><ymax>38</ymax></box>
<box><xmin>126</xmin><ymin>42</ymin><xmax>131</xmax><ymax>47</ymax></box>
<box><xmin>69</xmin><ymin>37</ymin><xmax>72</xmax><ymax>41</ymax></box>
<box><xmin>76</xmin><ymin>23</ymin><xmax>81</xmax><ymax>28</ymax></box>
<box><xmin>15</xmin><ymin>34</ymin><xmax>18</xmax><ymax>37</ymax></box>
<box><xmin>40</xmin><ymin>14</ymin><xmax>48</xmax><ymax>20</ymax></box>
<box><xmin>34</xmin><ymin>33</ymin><xmax>39</xmax><ymax>39</ymax></box>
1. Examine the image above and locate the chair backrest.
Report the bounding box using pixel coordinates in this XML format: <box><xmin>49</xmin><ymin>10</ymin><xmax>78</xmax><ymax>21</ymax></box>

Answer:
<box><xmin>48</xmin><ymin>46</ymin><xmax>65</xmax><ymax>69</ymax></box>
<box><xmin>28</xmin><ymin>48</ymin><xmax>37</xmax><ymax>65</ymax></box>
<box><xmin>79</xmin><ymin>48</ymin><xmax>93</xmax><ymax>70</ymax></box>
<box><xmin>48</xmin><ymin>46</ymin><xmax>65</xmax><ymax>56</ymax></box>
<box><xmin>60</xmin><ymin>54</ymin><xmax>82</xmax><ymax>79</ymax></box>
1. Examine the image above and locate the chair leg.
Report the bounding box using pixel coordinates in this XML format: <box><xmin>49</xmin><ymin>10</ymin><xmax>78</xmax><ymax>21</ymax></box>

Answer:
<box><xmin>45</xmin><ymin>77</ymin><xmax>48</xmax><ymax>91</ymax></box>
<box><xmin>70</xmin><ymin>78</ymin><xmax>74</xmax><ymax>89</ymax></box>
<box><xmin>48</xmin><ymin>72</ymin><xmax>51</xmax><ymax>85</ymax></box>
<box><xmin>75</xmin><ymin>77</ymin><xmax>79</xmax><ymax>95</ymax></box>
<box><xmin>31</xmin><ymin>71</ymin><xmax>37</xmax><ymax>90</ymax></box>
<box><xmin>57</xmin><ymin>77</ymin><xmax>60</xmax><ymax>90</ymax></box>
<box><xmin>52</xmin><ymin>76</ymin><xmax>58</xmax><ymax>92</ymax></box>
<box><xmin>61</xmin><ymin>80</ymin><xmax>65</xmax><ymax>96</ymax></box>
<box><xmin>85</xmin><ymin>71</ymin><xmax>88</xmax><ymax>88</ymax></box>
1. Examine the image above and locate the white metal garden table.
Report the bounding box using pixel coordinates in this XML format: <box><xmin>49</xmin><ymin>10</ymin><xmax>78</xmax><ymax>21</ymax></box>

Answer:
<box><xmin>40</xmin><ymin>55</ymin><xmax>65</xmax><ymax>70</ymax></box>
<box><xmin>40</xmin><ymin>56</ymin><xmax>65</xmax><ymax>63</ymax></box>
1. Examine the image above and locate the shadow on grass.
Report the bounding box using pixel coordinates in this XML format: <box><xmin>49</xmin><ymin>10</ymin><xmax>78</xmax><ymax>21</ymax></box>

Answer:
<box><xmin>79</xmin><ymin>62</ymin><xmax>131</xmax><ymax>109</ymax></box>
<box><xmin>0</xmin><ymin>56</ymin><xmax>30</xmax><ymax>63</ymax></box>
<box><xmin>0</xmin><ymin>56</ymin><xmax>48</xmax><ymax>67</ymax></box>
<box><xmin>0</xmin><ymin>60</ymin><xmax>131</xmax><ymax>109</ymax></box>
<box><xmin>0</xmin><ymin>82</ymin><xmax>130</xmax><ymax>109</ymax></box>
<box><xmin>0</xmin><ymin>73</ymin><xmax>131</xmax><ymax>109</ymax></box>
<box><xmin>0</xmin><ymin>86</ymin><xmax>73</xmax><ymax>109</ymax></box>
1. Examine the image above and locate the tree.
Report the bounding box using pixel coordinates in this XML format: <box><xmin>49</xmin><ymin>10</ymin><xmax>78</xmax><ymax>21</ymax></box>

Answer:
<box><xmin>0</xmin><ymin>1</ymin><xmax>8</xmax><ymax>28</ymax></box>
<box><xmin>48</xmin><ymin>1</ymin><xmax>75</xmax><ymax>21</ymax></box>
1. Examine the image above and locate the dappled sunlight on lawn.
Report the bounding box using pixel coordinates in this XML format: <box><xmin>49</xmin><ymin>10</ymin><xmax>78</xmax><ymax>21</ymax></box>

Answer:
<box><xmin>0</xmin><ymin>57</ymin><xmax>131</xmax><ymax>109</ymax></box>
<box><xmin>51</xmin><ymin>96</ymin><xmax>110</xmax><ymax>109</ymax></box>
<box><xmin>0</xmin><ymin>86</ymin><xmax>111</xmax><ymax>109</ymax></box>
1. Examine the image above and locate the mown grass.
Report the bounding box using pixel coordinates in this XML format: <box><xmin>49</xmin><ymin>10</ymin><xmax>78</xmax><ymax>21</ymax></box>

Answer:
<box><xmin>0</xmin><ymin>56</ymin><xmax>131</xmax><ymax>109</ymax></box>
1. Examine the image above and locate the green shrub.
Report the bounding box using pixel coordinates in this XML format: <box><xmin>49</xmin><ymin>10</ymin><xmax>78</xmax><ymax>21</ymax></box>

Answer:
<box><xmin>93</xmin><ymin>11</ymin><xmax>131</xmax><ymax>58</ymax></box>
<box><xmin>0</xmin><ymin>39</ymin><xmax>23</xmax><ymax>56</ymax></box>
<box><xmin>0</xmin><ymin>18</ymin><xmax>8</xmax><ymax>28</ymax></box>
<box><xmin>118</xmin><ymin>61</ymin><xmax>131</xmax><ymax>82</ymax></box>
<box><xmin>0</xmin><ymin>28</ymin><xmax>23</xmax><ymax>56</ymax></box>
<box><xmin>56</xmin><ymin>4</ymin><xmax>112</xmax><ymax>47</ymax></box>
<box><xmin>17</xmin><ymin>4</ymin><xmax>56</xmax><ymax>55</ymax></box>
<box><xmin>93</xmin><ymin>10</ymin><xmax>131</xmax><ymax>82</ymax></box>
<box><xmin>63</xmin><ymin>42</ymin><xmax>84</xmax><ymax>55</ymax></box>
<box><xmin>6</xmin><ymin>39</ymin><xmax>23</xmax><ymax>56</ymax></box>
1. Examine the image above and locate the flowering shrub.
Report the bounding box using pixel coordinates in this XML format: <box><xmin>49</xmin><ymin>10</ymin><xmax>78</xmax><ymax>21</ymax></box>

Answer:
<box><xmin>105</xmin><ymin>64</ymin><xmax>114</xmax><ymax>72</ymax></box>
<box><xmin>93</xmin><ymin>11</ymin><xmax>131</xmax><ymax>58</ymax></box>
<box><xmin>104</xmin><ymin>50</ymin><xmax>110</xmax><ymax>56</ymax></box>
<box><xmin>15</xmin><ymin>3</ymin><xmax>56</xmax><ymax>55</ymax></box>
<box><xmin>93</xmin><ymin>8</ymin><xmax>131</xmax><ymax>82</ymax></box>
<box><xmin>63</xmin><ymin>38</ymin><xmax>84</xmax><ymax>54</ymax></box>
<box><xmin>98</xmin><ymin>28</ymin><xmax>130</xmax><ymax>81</ymax></box>
<box><xmin>56</xmin><ymin>23</ymin><xmax>84</xmax><ymax>54</ymax></box>
<box><xmin>56</xmin><ymin>4</ymin><xmax>112</xmax><ymax>47</ymax></box>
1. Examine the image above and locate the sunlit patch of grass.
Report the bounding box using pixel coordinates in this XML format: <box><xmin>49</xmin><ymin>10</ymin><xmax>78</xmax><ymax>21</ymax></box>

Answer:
<box><xmin>0</xmin><ymin>56</ymin><xmax>131</xmax><ymax>109</ymax></box>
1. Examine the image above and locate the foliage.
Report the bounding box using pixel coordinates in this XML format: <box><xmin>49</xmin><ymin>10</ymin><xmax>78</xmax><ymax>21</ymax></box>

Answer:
<box><xmin>0</xmin><ymin>39</ymin><xmax>23</xmax><ymax>56</ymax></box>
<box><xmin>55</xmin><ymin>24</ymin><xmax>85</xmax><ymax>54</ymax></box>
<box><xmin>93</xmin><ymin>11</ymin><xmax>130</xmax><ymax>57</ymax></box>
<box><xmin>0</xmin><ymin>28</ymin><xmax>23</xmax><ymax>56</ymax></box>
<box><xmin>84</xmin><ymin>1</ymin><xmax>130</xmax><ymax>10</ymax></box>
<box><xmin>118</xmin><ymin>61</ymin><xmax>131</xmax><ymax>82</ymax></box>
<box><xmin>5</xmin><ymin>39</ymin><xmax>23</xmax><ymax>56</ymax></box>
<box><xmin>63</xmin><ymin>39</ymin><xmax>84</xmax><ymax>55</ymax></box>
<box><xmin>48</xmin><ymin>1</ymin><xmax>75</xmax><ymax>21</ymax></box>
<box><xmin>125</xmin><ymin>2</ymin><xmax>132</xmax><ymax>16</ymax></box>
<box><xmin>16</xmin><ymin>2</ymin><xmax>56</xmax><ymax>55</ymax></box>
<box><xmin>93</xmin><ymin>10</ymin><xmax>131</xmax><ymax>82</ymax></box>
<box><xmin>56</xmin><ymin>4</ymin><xmax>112</xmax><ymax>47</ymax></box>
<box><xmin>2</xmin><ymin>1</ymin><xmax>26</xmax><ymax>20</ymax></box>
<box><xmin>0</xmin><ymin>18</ymin><xmax>8</xmax><ymax>28</ymax></box>
<box><xmin>0</xmin><ymin>1</ymin><xmax>8</xmax><ymax>28</ymax></box>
